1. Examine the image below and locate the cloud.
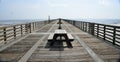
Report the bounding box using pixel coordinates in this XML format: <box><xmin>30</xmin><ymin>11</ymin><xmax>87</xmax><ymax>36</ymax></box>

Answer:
<box><xmin>99</xmin><ymin>0</ymin><xmax>111</xmax><ymax>6</ymax></box>
<box><xmin>31</xmin><ymin>4</ymin><xmax>41</xmax><ymax>9</ymax></box>
<box><xmin>49</xmin><ymin>3</ymin><xmax>69</xmax><ymax>7</ymax></box>
<box><xmin>46</xmin><ymin>0</ymin><xmax>70</xmax><ymax>8</ymax></box>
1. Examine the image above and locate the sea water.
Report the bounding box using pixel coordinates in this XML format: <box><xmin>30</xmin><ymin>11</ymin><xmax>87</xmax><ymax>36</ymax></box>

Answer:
<box><xmin>78</xmin><ymin>19</ymin><xmax>120</xmax><ymax>24</ymax></box>
<box><xmin>0</xmin><ymin>19</ymin><xmax>120</xmax><ymax>26</ymax></box>
<box><xmin>0</xmin><ymin>19</ymin><xmax>43</xmax><ymax>26</ymax></box>
<box><xmin>75</xmin><ymin>19</ymin><xmax>120</xmax><ymax>26</ymax></box>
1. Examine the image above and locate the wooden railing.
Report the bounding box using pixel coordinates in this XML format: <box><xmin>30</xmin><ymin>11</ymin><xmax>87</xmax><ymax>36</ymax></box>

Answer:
<box><xmin>64</xmin><ymin>19</ymin><xmax>120</xmax><ymax>46</ymax></box>
<box><xmin>0</xmin><ymin>20</ymin><xmax>54</xmax><ymax>44</ymax></box>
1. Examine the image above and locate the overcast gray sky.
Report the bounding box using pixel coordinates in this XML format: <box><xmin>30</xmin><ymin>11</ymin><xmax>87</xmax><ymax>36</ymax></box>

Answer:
<box><xmin>0</xmin><ymin>0</ymin><xmax>120</xmax><ymax>20</ymax></box>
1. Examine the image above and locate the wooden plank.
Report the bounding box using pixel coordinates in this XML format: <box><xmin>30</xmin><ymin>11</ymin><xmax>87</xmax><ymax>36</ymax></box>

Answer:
<box><xmin>0</xmin><ymin>34</ymin><xmax>30</xmax><ymax>51</ymax></box>
<box><xmin>18</xmin><ymin>35</ymin><xmax>45</xmax><ymax>62</ymax></box>
<box><xmin>55</xmin><ymin>30</ymin><xmax>67</xmax><ymax>34</ymax></box>
<box><xmin>63</xmin><ymin>21</ymin><xmax>104</xmax><ymax>62</ymax></box>
<box><xmin>0</xmin><ymin>38</ymin><xmax>4</xmax><ymax>41</ymax></box>
<box><xmin>75</xmin><ymin>36</ymin><xmax>104</xmax><ymax>62</ymax></box>
<box><xmin>48</xmin><ymin>33</ymin><xmax>54</xmax><ymax>41</ymax></box>
<box><xmin>67</xmin><ymin>33</ymin><xmax>74</xmax><ymax>41</ymax></box>
<box><xmin>18</xmin><ymin>20</ymin><xmax>58</xmax><ymax>62</ymax></box>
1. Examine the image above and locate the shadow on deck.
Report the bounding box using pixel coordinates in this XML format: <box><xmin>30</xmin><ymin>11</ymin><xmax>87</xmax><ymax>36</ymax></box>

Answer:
<box><xmin>45</xmin><ymin>39</ymin><xmax>73</xmax><ymax>51</ymax></box>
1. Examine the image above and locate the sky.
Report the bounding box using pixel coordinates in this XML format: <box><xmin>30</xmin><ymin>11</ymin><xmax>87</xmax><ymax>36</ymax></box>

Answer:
<box><xmin>0</xmin><ymin>0</ymin><xmax>120</xmax><ymax>20</ymax></box>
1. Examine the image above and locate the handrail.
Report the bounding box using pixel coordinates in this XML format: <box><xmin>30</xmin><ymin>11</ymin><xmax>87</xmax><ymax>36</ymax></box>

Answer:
<box><xmin>0</xmin><ymin>20</ymin><xmax>55</xmax><ymax>44</ymax></box>
<box><xmin>64</xmin><ymin>19</ymin><xmax>120</xmax><ymax>46</ymax></box>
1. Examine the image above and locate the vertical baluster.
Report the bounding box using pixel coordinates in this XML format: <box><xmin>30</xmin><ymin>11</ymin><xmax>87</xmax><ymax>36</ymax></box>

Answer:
<box><xmin>85</xmin><ymin>22</ymin><xmax>86</xmax><ymax>32</ymax></box>
<box><xmin>83</xmin><ymin>22</ymin><xmax>85</xmax><ymax>31</ymax></box>
<box><xmin>29</xmin><ymin>23</ymin><xmax>31</xmax><ymax>33</ymax></box>
<box><xmin>21</xmin><ymin>25</ymin><xmax>23</xmax><ymax>36</ymax></box>
<box><xmin>97</xmin><ymin>24</ymin><xmax>99</xmax><ymax>37</ymax></box>
<box><xmin>80</xmin><ymin>22</ymin><xmax>82</xmax><ymax>29</ymax></box>
<box><xmin>73</xmin><ymin>21</ymin><xmax>75</xmax><ymax>26</ymax></box>
<box><xmin>13</xmin><ymin>26</ymin><xmax>16</xmax><ymax>39</ymax></box>
<box><xmin>91</xmin><ymin>23</ymin><xmax>95</xmax><ymax>35</ymax></box>
<box><xmin>33</xmin><ymin>22</ymin><xmax>34</xmax><ymax>31</ymax></box>
<box><xmin>88</xmin><ymin>23</ymin><xmax>91</xmax><ymax>34</ymax></box>
<box><xmin>35</xmin><ymin>22</ymin><xmax>37</xmax><ymax>30</ymax></box>
<box><xmin>25</xmin><ymin>24</ymin><xmax>28</xmax><ymax>34</ymax></box>
<box><xmin>81</xmin><ymin>22</ymin><xmax>83</xmax><ymax>30</ymax></box>
<box><xmin>80</xmin><ymin>22</ymin><xmax>81</xmax><ymax>29</ymax></box>
<box><xmin>103</xmin><ymin>25</ymin><xmax>106</xmax><ymax>40</ymax></box>
<box><xmin>3</xmin><ymin>28</ymin><xmax>7</xmax><ymax>42</ymax></box>
<box><xmin>86</xmin><ymin>23</ymin><xmax>88</xmax><ymax>32</ymax></box>
<box><xmin>113</xmin><ymin>27</ymin><xmax>116</xmax><ymax>45</ymax></box>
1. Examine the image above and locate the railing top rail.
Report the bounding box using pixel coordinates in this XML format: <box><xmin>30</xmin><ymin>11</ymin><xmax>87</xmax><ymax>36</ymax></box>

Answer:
<box><xmin>63</xmin><ymin>19</ymin><xmax>120</xmax><ymax>28</ymax></box>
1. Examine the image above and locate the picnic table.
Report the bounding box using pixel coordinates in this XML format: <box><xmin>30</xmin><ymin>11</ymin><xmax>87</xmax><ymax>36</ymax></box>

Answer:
<box><xmin>48</xmin><ymin>29</ymin><xmax>74</xmax><ymax>47</ymax></box>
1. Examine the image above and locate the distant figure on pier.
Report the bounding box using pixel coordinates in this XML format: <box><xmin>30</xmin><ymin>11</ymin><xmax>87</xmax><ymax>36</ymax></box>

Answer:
<box><xmin>58</xmin><ymin>18</ymin><xmax>62</xmax><ymax>29</ymax></box>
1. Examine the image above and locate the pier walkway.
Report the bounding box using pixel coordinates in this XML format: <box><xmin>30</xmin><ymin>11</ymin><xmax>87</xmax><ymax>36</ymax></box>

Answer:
<box><xmin>0</xmin><ymin>19</ymin><xmax>120</xmax><ymax>62</ymax></box>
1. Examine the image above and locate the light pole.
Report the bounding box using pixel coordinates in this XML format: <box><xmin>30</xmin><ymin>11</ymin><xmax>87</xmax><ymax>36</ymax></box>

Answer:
<box><xmin>48</xmin><ymin>16</ymin><xmax>50</xmax><ymax>23</ymax></box>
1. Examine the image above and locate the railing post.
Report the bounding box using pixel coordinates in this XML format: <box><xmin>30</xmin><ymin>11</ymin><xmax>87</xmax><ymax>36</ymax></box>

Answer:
<box><xmin>3</xmin><ymin>28</ymin><xmax>7</xmax><ymax>42</ymax></box>
<box><xmin>33</xmin><ymin>22</ymin><xmax>34</xmax><ymax>30</ymax></box>
<box><xmin>86</xmin><ymin>22</ymin><xmax>88</xmax><ymax>32</ymax></box>
<box><xmin>29</xmin><ymin>23</ymin><xmax>31</xmax><ymax>33</ymax></box>
<box><xmin>25</xmin><ymin>24</ymin><xmax>28</xmax><ymax>33</ymax></box>
<box><xmin>81</xmin><ymin>22</ymin><xmax>83</xmax><ymax>30</ymax></box>
<box><xmin>113</xmin><ymin>27</ymin><xmax>116</xmax><ymax>45</ymax></box>
<box><xmin>20</xmin><ymin>25</ymin><xmax>23</xmax><ymax>36</ymax></box>
<box><xmin>79</xmin><ymin>22</ymin><xmax>81</xmax><ymax>29</ymax></box>
<box><xmin>34</xmin><ymin>22</ymin><xmax>36</xmax><ymax>30</ymax></box>
<box><xmin>91</xmin><ymin>23</ymin><xmax>95</xmax><ymax>35</ymax></box>
<box><xmin>88</xmin><ymin>23</ymin><xmax>91</xmax><ymax>33</ymax></box>
<box><xmin>13</xmin><ymin>26</ymin><xmax>16</xmax><ymax>39</ymax></box>
<box><xmin>103</xmin><ymin>25</ymin><xmax>106</xmax><ymax>40</ymax></box>
<box><xmin>89</xmin><ymin>23</ymin><xmax>95</xmax><ymax>35</ymax></box>
<box><xmin>97</xmin><ymin>24</ymin><xmax>99</xmax><ymax>37</ymax></box>
<box><xmin>80</xmin><ymin>22</ymin><xmax>82</xmax><ymax>30</ymax></box>
<box><xmin>85</xmin><ymin>22</ymin><xmax>87</xmax><ymax>32</ymax></box>
<box><xmin>80</xmin><ymin>22</ymin><xmax>82</xmax><ymax>29</ymax></box>
<box><xmin>73</xmin><ymin>21</ymin><xmax>75</xmax><ymax>26</ymax></box>
<box><xmin>35</xmin><ymin>22</ymin><xmax>37</xmax><ymax>30</ymax></box>
<box><xmin>83</xmin><ymin>22</ymin><xmax>85</xmax><ymax>31</ymax></box>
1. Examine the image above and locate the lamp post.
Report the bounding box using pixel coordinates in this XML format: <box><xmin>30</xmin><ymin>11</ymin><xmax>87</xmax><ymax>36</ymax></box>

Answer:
<box><xmin>48</xmin><ymin>16</ymin><xmax>50</xmax><ymax>23</ymax></box>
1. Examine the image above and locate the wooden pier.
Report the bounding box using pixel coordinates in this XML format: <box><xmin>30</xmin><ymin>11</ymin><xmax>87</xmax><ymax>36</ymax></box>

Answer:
<box><xmin>0</xmin><ymin>19</ymin><xmax>120</xmax><ymax>62</ymax></box>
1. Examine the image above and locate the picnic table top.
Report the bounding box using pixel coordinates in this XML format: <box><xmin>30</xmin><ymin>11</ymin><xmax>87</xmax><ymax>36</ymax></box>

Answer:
<box><xmin>54</xmin><ymin>29</ymin><xmax>67</xmax><ymax>34</ymax></box>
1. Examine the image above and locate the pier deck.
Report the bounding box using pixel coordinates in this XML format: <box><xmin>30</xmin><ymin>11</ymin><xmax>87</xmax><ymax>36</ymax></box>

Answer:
<box><xmin>0</xmin><ymin>20</ymin><xmax>120</xmax><ymax>62</ymax></box>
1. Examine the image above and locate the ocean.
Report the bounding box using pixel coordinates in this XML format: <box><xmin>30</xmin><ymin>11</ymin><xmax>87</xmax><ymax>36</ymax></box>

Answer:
<box><xmin>74</xmin><ymin>19</ymin><xmax>120</xmax><ymax>26</ymax></box>
<box><xmin>0</xmin><ymin>19</ymin><xmax>43</xmax><ymax>26</ymax></box>
<box><xmin>77</xmin><ymin>19</ymin><xmax>120</xmax><ymax>24</ymax></box>
<box><xmin>0</xmin><ymin>19</ymin><xmax>120</xmax><ymax>26</ymax></box>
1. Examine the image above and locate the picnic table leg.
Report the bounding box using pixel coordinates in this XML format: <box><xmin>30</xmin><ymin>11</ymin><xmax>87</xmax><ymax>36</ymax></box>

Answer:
<box><xmin>66</xmin><ymin>41</ymin><xmax>72</xmax><ymax>48</ymax></box>
<box><xmin>50</xmin><ymin>34</ymin><xmax>58</xmax><ymax>46</ymax></box>
<box><xmin>63</xmin><ymin>35</ymin><xmax>73</xmax><ymax>48</ymax></box>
